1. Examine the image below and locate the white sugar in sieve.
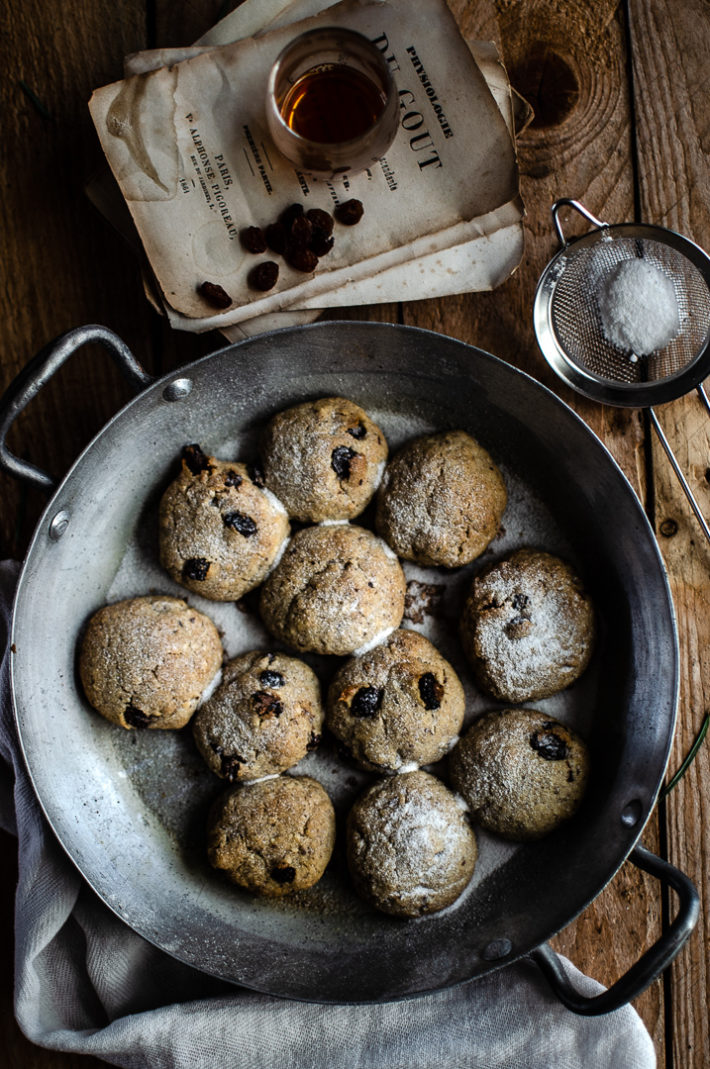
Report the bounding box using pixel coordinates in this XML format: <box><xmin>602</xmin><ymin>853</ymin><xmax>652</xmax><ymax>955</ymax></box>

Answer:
<box><xmin>534</xmin><ymin>198</ymin><xmax>710</xmax><ymax>544</ymax></box>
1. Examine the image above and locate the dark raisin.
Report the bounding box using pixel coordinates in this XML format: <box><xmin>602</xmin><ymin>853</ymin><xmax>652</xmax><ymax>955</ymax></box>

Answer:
<box><xmin>259</xmin><ymin>669</ymin><xmax>285</xmax><ymax>688</ymax></box>
<box><xmin>247</xmin><ymin>463</ymin><xmax>265</xmax><ymax>488</ymax></box>
<box><xmin>197</xmin><ymin>280</ymin><xmax>232</xmax><ymax>309</ymax></box>
<box><xmin>335</xmin><ymin>198</ymin><xmax>364</xmax><ymax>226</ymax></box>
<box><xmin>248</xmin><ymin>261</ymin><xmax>279</xmax><ymax>291</ymax></box>
<box><xmin>306</xmin><ymin>208</ymin><xmax>334</xmax><ymax>235</ymax></box>
<box><xmin>182</xmin><ymin>557</ymin><xmax>210</xmax><ymax>581</ymax></box>
<box><xmin>270</xmin><ymin>865</ymin><xmax>296</xmax><ymax>884</ymax></box>
<box><xmin>223</xmin><ymin>469</ymin><xmax>242</xmax><ymax>488</ymax></box>
<box><xmin>347</xmin><ymin>422</ymin><xmax>367</xmax><ymax>440</ymax></box>
<box><xmin>289</xmin><ymin>214</ymin><xmax>312</xmax><ymax>247</ymax></box>
<box><xmin>265</xmin><ymin>221</ymin><xmax>286</xmax><ymax>254</ymax></box>
<box><xmin>418</xmin><ymin>672</ymin><xmax>444</xmax><ymax>710</ymax></box>
<box><xmin>252</xmin><ymin>691</ymin><xmax>283</xmax><ymax>717</ymax></box>
<box><xmin>285</xmin><ymin>246</ymin><xmax>319</xmax><ymax>273</ymax></box>
<box><xmin>124</xmin><ymin>703</ymin><xmax>152</xmax><ymax>728</ymax></box>
<box><xmin>530</xmin><ymin>730</ymin><xmax>569</xmax><ymax>761</ymax></box>
<box><xmin>240</xmin><ymin>226</ymin><xmax>267</xmax><ymax>253</ymax></box>
<box><xmin>308</xmin><ymin>230</ymin><xmax>334</xmax><ymax>257</ymax></box>
<box><xmin>505</xmin><ymin>615</ymin><xmax>532</xmax><ymax>639</ymax></box>
<box><xmin>280</xmin><ymin>203</ymin><xmax>304</xmax><ymax>227</ymax></box>
<box><xmin>307</xmin><ymin>731</ymin><xmax>321</xmax><ymax>751</ymax></box>
<box><xmin>331</xmin><ymin>445</ymin><xmax>357</xmax><ymax>480</ymax></box>
<box><xmin>223</xmin><ymin>511</ymin><xmax>257</xmax><ymax>537</ymax></box>
<box><xmin>350</xmin><ymin>686</ymin><xmax>383</xmax><ymax>718</ymax></box>
<box><xmin>181</xmin><ymin>443</ymin><xmax>212</xmax><ymax>475</ymax></box>
<box><xmin>220</xmin><ymin>753</ymin><xmax>244</xmax><ymax>781</ymax></box>
<box><xmin>511</xmin><ymin>593</ymin><xmax>530</xmax><ymax>611</ymax></box>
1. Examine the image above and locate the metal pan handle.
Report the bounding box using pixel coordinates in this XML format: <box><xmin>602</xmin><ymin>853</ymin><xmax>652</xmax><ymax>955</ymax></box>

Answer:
<box><xmin>531</xmin><ymin>843</ymin><xmax>699</xmax><ymax>1015</ymax></box>
<box><xmin>0</xmin><ymin>325</ymin><xmax>153</xmax><ymax>492</ymax></box>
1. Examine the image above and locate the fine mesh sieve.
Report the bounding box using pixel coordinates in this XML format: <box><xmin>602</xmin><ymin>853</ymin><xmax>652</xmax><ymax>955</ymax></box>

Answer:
<box><xmin>534</xmin><ymin>198</ymin><xmax>710</xmax><ymax>544</ymax></box>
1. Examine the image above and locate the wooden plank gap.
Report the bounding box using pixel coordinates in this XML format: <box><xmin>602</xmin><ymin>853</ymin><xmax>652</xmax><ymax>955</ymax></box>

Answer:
<box><xmin>657</xmin><ymin>793</ymin><xmax>675</xmax><ymax>1069</ymax></box>
<box><xmin>622</xmin><ymin>0</ymin><xmax>644</xmax><ymax>225</ymax></box>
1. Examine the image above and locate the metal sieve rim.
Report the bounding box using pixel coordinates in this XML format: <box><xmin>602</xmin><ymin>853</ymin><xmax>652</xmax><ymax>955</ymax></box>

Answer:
<box><xmin>534</xmin><ymin>221</ymin><xmax>710</xmax><ymax>408</ymax></box>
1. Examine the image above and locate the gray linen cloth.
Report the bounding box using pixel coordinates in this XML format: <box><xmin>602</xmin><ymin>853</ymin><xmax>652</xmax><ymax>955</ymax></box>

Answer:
<box><xmin>0</xmin><ymin>560</ymin><xmax>656</xmax><ymax>1068</ymax></box>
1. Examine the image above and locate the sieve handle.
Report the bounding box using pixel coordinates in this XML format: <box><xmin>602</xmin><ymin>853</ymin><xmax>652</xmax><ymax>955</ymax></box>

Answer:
<box><xmin>649</xmin><ymin>402</ymin><xmax>710</xmax><ymax>546</ymax></box>
<box><xmin>552</xmin><ymin>199</ymin><xmax>608</xmax><ymax>247</ymax></box>
<box><xmin>696</xmin><ymin>382</ymin><xmax>710</xmax><ymax>419</ymax></box>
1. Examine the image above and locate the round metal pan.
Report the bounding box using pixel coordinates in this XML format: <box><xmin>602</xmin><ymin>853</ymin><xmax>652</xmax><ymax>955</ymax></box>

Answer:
<box><xmin>1</xmin><ymin>321</ymin><xmax>692</xmax><ymax>1007</ymax></box>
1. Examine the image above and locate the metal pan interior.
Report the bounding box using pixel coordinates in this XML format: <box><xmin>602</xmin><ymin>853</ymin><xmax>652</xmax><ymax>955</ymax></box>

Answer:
<box><xmin>10</xmin><ymin>322</ymin><xmax>678</xmax><ymax>1002</ymax></box>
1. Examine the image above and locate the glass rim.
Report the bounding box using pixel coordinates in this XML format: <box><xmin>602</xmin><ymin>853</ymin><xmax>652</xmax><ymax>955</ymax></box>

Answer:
<box><xmin>266</xmin><ymin>25</ymin><xmax>397</xmax><ymax>150</ymax></box>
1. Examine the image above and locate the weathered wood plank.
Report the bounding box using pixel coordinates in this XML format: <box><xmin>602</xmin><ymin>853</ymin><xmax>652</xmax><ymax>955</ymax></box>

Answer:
<box><xmin>629</xmin><ymin>1</ymin><xmax>710</xmax><ymax>1064</ymax></box>
<box><xmin>0</xmin><ymin>1</ymin><xmax>149</xmax><ymax>1065</ymax></box>
<box><xmin>402</xmin><ymin>0</ymin><xmax>665</xmax><ymax>1054</ymax></box>
<box><xmin>0</xmin><ymin>0</ymin><xmax>154</xmax><ymax>559</ymax></box>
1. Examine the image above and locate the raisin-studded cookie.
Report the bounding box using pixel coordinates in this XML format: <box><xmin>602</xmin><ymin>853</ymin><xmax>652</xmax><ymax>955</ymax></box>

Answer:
<box><xmin>449</xmin><ymin>709</ymin><xmax>590</xmax><ymax>841</ymax></box>
<box><xmin>207</xmin><ymin>775</ymin><xmax>336</xmax><ymax>897</ymax></box>
<box><xmin>79</xmin><ymin>595</ymin><xmax>223</xmax><ymax>730</ymax></box>
<box><xmin>159</xmin><ymin>444</ymin><xmax>290</xmax><ymax>601</ymax></box>
<box><xmin>326</xmin><ymin>629</ymin><xmax>464</xmax><ymax>772</ymax></box>
<box><xmin>260</xmin><ymin>396</ymin><xmax>387</xmax><ymax>523</ymax></box>
<box><xmin>259</xmin><ymin>523</ymin><xmax>406</xmax><ymax>656</ymax></box>
<box><xmin>192</xmin><ymin>650</ymin><xmax>323</xmax><ymax>782</ymax></box>
<box><xmin>375</xmin><ymin>430</ymin><xmax>507</xmax><ymax>568</ymax></box>
<box><xmin>346</xmin><ymin>770</ymin><xmax>477</xmax><ymax>917</ymax></box>
<box><xmin>460</xmin><ymin>548</ymin><xmax>595</xmax><ymax>703</ymax></box>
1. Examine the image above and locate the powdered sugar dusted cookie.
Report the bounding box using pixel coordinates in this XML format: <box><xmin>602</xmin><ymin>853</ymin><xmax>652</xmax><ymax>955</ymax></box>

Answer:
<box><xmin>375</xmin><ymin>430</ymin><xmax>506</xmax><ymax>568</ymax></box>
<box><xmin>326</xmin><ymin>629</ymin><xmax>464</xmax><ymax>772</ymax></box>
<box><xmin>192</xmin><ymin>650</ymin><xmax>323</xmax><ymax>782</ymax></box>
<box><xmin>79</xmin><ymin>595</ymin><xmax>223</xmax><ymax>730</ymax></box>
<box><xmin>259</xmin><ymin>523</ymin><xmax>406</xmax><ymax>656</ymax></box>
<box><xmin>159</xmin><ymin>444</ymin><xmax>289</xmax><ymax>602</ymax></box>
<box><xmin>207</xmin><ymin>775</ymin><xmax>336</xmax><ymax>897</ymax></box>
<box><xmin>449</xmin><ymin>709</ymin><xmax>590</xmax><ymax>841</ymax></box>
<box><xmin>260</xmin><ymin>396</ymin><xmax>387</xmax><ymax>522</ymax></box>
<box><xmin>460</xmin><ymin>548</ymin><xmax>594</xmax><ymax>702</ymax></box>
<box><xmin>346</xmin><ymin>770</ymin><xmax>477</xmax><ymax>917</ymax></box>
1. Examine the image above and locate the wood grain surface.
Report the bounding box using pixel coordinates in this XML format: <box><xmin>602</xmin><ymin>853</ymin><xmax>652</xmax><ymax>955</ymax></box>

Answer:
<box><xmin>1</xmin><ymin>0</ymin><xmax>708</xmax><ymax>1065</ymax></box>
<box><xmin>628</xmin><ymin>2</ymin><xmax>710</xmax><ymax>1065</ymax></box>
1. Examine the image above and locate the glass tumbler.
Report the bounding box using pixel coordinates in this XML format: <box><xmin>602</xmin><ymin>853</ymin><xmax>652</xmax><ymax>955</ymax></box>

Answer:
<box><xmin>266</xmin><ymin>26</ymin><xmax>399</xmax><ymax>178</ymax></box>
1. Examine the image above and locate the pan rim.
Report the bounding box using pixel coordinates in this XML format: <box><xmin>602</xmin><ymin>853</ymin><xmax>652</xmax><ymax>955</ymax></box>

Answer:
<box><xmin>9</xmin><ymin>319</ymin><xmax>679</xmax><ymax>1002</ymax></box>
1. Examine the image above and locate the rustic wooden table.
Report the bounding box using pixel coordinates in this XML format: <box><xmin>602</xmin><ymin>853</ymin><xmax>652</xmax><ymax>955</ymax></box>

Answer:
<box><xmin>1</xmin><ymin>1</ymin><xmax>708</xmax><ymax>1065</ymax></box>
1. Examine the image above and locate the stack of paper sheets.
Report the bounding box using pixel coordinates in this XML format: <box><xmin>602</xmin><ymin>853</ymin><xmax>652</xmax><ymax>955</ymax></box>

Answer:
<box><xmin>89</xmin><ymin>0</ymin><xmax>528</xmax><ymax>338</ymax></box>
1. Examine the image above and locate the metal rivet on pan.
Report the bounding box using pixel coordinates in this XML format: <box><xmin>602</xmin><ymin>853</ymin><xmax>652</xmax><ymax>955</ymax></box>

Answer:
<box><xmin>620</xmin><ymin>799</ymin><xmax>643</xmax><ymax>827</ymax></box>
<box><xmin>48</xmin><ymin>510</ymin><xmax>70</xmax><ymax>541</ymax></box>
<box><xmin>162</xmin><ymin>378</ymin><xmax>193</xmax><ymax>402</ymax></box>
<box><xmin>482</xmin><ymin>938</ymin><xmax>512</xmax><ymax>961</ymax></box>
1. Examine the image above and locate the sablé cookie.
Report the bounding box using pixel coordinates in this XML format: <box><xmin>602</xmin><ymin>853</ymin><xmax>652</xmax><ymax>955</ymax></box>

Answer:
<box><xmin>346</xmin><ymin>770</ymin><xmax>477</xmax><ymax>917</ymax></box>
<box><xmin>375</xmin><ymin>430</ymin><xmax>506</xmax><ymax>567</ymax></box>
<box><xmin>460</xmin><ymin>548</ymin><xmax>595</xmax><ymax>703</ymax></box>
<box><xmin>192</xmin><ymin>650</ymin><xmax>323</xmax><ymax>782</ymax></box>
<box><xmin>260</xmin><ymin>396</ymin><xmax>387</xmax><ymax>523</ymax></box>
<box><xmin>207</xmin><ymin>775</ymin><xmax>336</xmax><ymax>897</ymax></box>
<box><xmin>259</xmin><ymin>523</ymin><xmax>406</xmax><ymax>656</ymax></box>
<box><xmin>326</xmin><ymin>628</ymin><xmax>464</xmax><ymax>772</ymax></box>
<box><xmin>449</xmin><ymin>709</ymin><xmax>590</xmax><ymax>841</ymax></box>
<box><xmin>79</xmin><ymin>594</ymin><xmax>222</xmax><ymax>730</ymax></box>
<box><xmin>159</xmin><ymin>444</ymin><xmax>289</xmax><ymax>601</ymax></box>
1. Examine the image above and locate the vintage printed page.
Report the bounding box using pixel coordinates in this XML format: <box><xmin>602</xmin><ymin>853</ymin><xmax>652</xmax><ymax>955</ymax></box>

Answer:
<box><xmin>89</xmin><ymin>0</ymin><xmax>518</xmax><ymax>325</ymax></box>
